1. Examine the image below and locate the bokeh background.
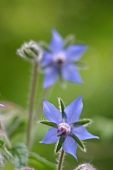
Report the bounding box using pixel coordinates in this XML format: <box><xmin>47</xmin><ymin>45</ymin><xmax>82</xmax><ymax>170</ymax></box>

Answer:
<box><xmin>0</xmin><ymin>0</ymin><xmax>113</xmax><ymax>169</ymax></box>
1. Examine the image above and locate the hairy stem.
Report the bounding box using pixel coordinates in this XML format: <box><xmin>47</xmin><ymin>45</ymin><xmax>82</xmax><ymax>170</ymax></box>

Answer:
<box><xmin>26</xmin><ymin>61</ymin><xmax>38</xmax><ymax>149</ymax></box>
<box><xmin>57</xmin><ymin>149</ymin><xmax>65</xmax><ymax>170</ymax></box>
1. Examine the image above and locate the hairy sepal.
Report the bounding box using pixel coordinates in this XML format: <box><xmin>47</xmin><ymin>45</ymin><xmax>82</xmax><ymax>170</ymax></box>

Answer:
<box><xmin>39</xmin><ymin>120</ymin><xmax>57</xmax><ymax>127</ymax></box>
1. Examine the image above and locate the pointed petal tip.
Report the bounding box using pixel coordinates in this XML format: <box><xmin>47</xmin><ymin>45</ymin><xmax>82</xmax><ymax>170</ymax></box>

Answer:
<box><xmin>51</xmin><ymin>28</ymin><xmax>59</xmax><ymax>35</ymax></box>
<box><xmin>39</xmin><ymin>140</ymin><xmax>47</xmax><ymax>144</ymax></box>
<box><xmin>95</xmin><ymin>136</ymin><xmax>100</xmax><ymax>139</ymax></box>
<box><xmin>76</xmin><ymin>95</ymin><xmax>83</xmax><ymax>104</ymax></box>
<box><xmin>88</xmin><ymin>135</ymin><xmax>99</xmax><ymax>140</ymax></box>
<box><xmin>43</xmin><ymin>99</ymin><xmax>47</xmax><ymax>106</ymax></box>
<box><xmin>43</xmin><ymin>83</ymin><xmax>50</xmax><ymax>89</ymax></box>
<box><xmin>39</xmin><ymin>140</ymin><xmax>43</xmax><ymax>144</ymax></box>
<box><xmin>78</xmin><ymin>95</ymin><xmax>82</xmax><ymax>100</ymax></box>
<box><xmin>74</xmin><ymin>155</ymin><xmax>78</xmax><ymax>161</ymax></box>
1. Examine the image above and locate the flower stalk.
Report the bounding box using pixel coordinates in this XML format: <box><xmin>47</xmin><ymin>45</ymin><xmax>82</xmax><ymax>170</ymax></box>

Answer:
<box><xmin>26</xmin><ymin>60</ymin><xmax>39</xmax><ymax>149</ymax></box>
<box><xmin>57</xmin><ymin>149</ymin><xmax>65</xmax><ymax>170</ymax></box>
<box><xmin>17</xmin><ymin>40</ymin><xmax>43</xmax><ymax>149</ymax></box>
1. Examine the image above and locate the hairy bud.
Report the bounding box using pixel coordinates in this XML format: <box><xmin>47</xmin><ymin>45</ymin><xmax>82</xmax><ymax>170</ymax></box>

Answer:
<box><xmin>75</xmin><ymin>163</ymin><xmax>96</xmax><ymax>170</ymax></box>
<box><xmin>17</xmin><ymin>41</ymin><xmax>43</xmax><ymax>62</ymax></box>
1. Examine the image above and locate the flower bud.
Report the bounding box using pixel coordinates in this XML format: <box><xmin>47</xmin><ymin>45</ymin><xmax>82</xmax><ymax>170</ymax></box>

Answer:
<box><xmin>17</xmin><ymin>41</ymin><xmax>43</xmax><ymax>62</ymax></box>
<box><xmin>20</xmin><ymin>167</ymin><xmax>35</xmax><ymax>170</ymax></box>
<box><xmin>75</xmin><ymin>163</ymin><xmax>96</xmax><ymax>170</ymax></box>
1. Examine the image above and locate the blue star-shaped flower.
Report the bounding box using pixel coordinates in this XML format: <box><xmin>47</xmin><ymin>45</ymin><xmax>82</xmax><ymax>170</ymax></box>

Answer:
<box><xmin>39</xmin><ymin>96</ymin><xmax>99</xmax><ymax>160</ymax></box>
<box><xmin>41</xmin><ymin>29</ymin><xmax>87</xmax><ymax>88</ymax></box>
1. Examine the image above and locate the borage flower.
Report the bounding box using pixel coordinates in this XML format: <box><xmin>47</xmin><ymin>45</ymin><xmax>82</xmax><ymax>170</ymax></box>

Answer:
<box><xmin>41</xmin><ymin>29</ymin><xmax>87</xmax><ymax>88</ymax></box>
<box><xmin>39</xmin><ymin>96</ymin><xmax>99</xmax><ymax>160</ymax></box>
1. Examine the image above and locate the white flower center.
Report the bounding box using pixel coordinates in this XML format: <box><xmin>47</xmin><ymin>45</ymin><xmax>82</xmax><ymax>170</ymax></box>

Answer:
<box><xmin>57</xmin><ymin>123</ymin><xmax>71</xmax><ymax>136</ymax></box>
<box><xmin>53</xmin><ymin>52</ymin><xmax>66</xmax><ymax>65</ymax></box>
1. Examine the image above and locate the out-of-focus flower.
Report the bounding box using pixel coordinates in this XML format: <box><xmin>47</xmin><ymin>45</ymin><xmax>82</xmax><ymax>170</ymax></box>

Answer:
<box><xmin>17</xmin><ymin>40</ymin><xmax>43</xmax><ymax>62</ymax></box>
<box><xmin>0</xmin><ymin>104</ymin><xmax>4</xmax><ymax>107</ymax></box>
<box><xmin>39</xmin><ymin>96</ymin><xmax>99</xmax><ymax>159</ymax></box>
<box><xmin>41</xmin><ymin>29</ymin><xmax>87</xmax><ymax>88</ymax></box>
<box><xmin>75</xmin><ymin>163</ymin><xmax>96</xmax><ymax>170</ymax></box>
<box><xmin>20</xmin><ymin>167</ymin><xmax>35</xmax><ymax>170</ymax></box>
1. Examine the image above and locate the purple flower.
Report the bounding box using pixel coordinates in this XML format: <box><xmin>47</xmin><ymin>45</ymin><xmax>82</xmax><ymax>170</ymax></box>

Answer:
<box><xmin>41</xmin><ymin>29</ymin><xmax>87</xmax><ymax>88</ymax></box>
<box><xmin>39</xmin><ymin>96</ymin><xmax>99</xmax><ymax>160</ymax></box>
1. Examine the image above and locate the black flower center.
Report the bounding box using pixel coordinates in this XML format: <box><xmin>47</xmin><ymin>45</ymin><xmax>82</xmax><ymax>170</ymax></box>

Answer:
<box><xmin>53</xmin><ymin>52</ymin><xmax>65</xmax><ymax>65</ymax></box>
<box><xmin>56</xmin><ymin>58</ymin><xmax>64</xmax><ymax>65</ymax></box>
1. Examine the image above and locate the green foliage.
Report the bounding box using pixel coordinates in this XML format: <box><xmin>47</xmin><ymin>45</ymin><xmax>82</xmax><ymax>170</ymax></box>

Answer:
<box><xmin>0</xmin><ymin>139</ymin><xmax>13</xmax><ymax>161</ymax></box>
<box><xmin>29</xmin><ymin>152</ymin><xmax>55</xmax><ymax>170</ymax></box>
<box><xmin>1</xmin><ymin>0</ymin><xmax>113</xmax><ymax>169</ymax></box>
<box><xmin>94</xmin><ymin>116</ymin><xmax>113</xmax><ymax>140</ymax></box>
<box><xmin>4</xmin><ymin>163</ymin><xmax>14</xmax><ymax>170</ymax></box>
<box><xmin>6</xmin><ymin>115</ymin><xmax>26</xmax><ymax>139</ymax></box>
<box><xmin>11</xmin><ymin>142</ymin><xmax>29</xmax><ymax>169</ymax></box>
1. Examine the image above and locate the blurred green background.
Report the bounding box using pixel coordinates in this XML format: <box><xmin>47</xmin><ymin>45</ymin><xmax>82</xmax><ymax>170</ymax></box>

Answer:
<box><xmin>0</xmin><ymin>0</ymin><xmax>113</xmax><ymax>169</ymax></box>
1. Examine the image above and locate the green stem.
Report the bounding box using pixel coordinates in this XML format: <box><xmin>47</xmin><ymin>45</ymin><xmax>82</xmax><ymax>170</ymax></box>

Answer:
<box><xmin>26</xmin><ymin>60</ymin><xmax>39</xmax><ymax>149</ymax></box>
<box><xmin>57</xmin><ymin>149</ymin><xmax>65</xmax><ymax>170</ymax></box>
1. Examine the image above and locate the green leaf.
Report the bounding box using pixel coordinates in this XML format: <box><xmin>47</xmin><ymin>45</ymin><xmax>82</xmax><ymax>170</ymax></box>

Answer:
<box><xmin>29</xmin><ymin>152</ymin><xmax>55</xmax><ymax>170</ymax></box>
<box><xmin>0</xmin><ymin>139</ymin><xmax>13</xmax><ymax>162</ymax></box>
<box><xmin>4</xmin><ymin>163</ymin><xmax>14</xmax><ymax>170</ymax></box>
<box><xmin>64</xmin><ymin>34</ymin><xmax>75</xmax><ymax>47</ymax></box>
<box><xmin>73</xmin><ymin>119</ymin><xmax>92</xmax><ymax>126</ymax></box>
<box><xmin>70</xmin><ymin>134</ymin><xmax>86</xmax><ymax>151</ymax></box>
<box><xmin>75</xmin><ymin>61</ymin><xmax>88</xmax><ymax>70</ymax></box>
<box><xmin>0</xmin><ymin>101</ymin><xmax>26</xmax><ymax>140</ymax></box>
<box><xmin>58</xmin><ymin>98</ymin><xmax>65</xmax><ymax>118</ymax></box>
<box><xmin>55</xmin><ymin>137</ymin><xmax>64</xmax><ymax>153</ymax></box>
<box><xmin>6</xmin><ymin>116</ymin><xmax>26</xmax><ymax>139</ymax></box>
<box><xmin>39</xmin><ymin>120</ymin><xmax>57</xmax><ymax>127</ymax></box>
<box><xmin>11</xmin><ymin>142</ymin><xmax>29</xmax><ymax>169</ymax></box>
<box><xmin>0</xmin><ymin>139</ymin><xmax>4</xmax><ymax>147</ymax></box>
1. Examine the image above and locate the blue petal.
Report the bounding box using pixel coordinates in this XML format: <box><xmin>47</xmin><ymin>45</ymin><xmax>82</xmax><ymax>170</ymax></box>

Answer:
<box><xmin>41</xmin><ymin>51</ymin><xmax>53</xmax><ymax>67</ymax></box>
<box><xmin>40</xmin><ymin>127</ymin><xmax>59</xmax><ymax>144</ymax></box>
<box><xmin>61</xmin><ymin>64</ymin><xmax>83</xmax><ymax>84</ymax></box>
<box><xmin>49</xmin><ymin>29</ymin><xmax>64</xmax><ymax>52</ymax></box>
<box><xmin>43</xmin><ymin>99</ymin><xmax>62</xmax><ymax>124</ymax></box>
<box><xmin>62</xmin><ymin>136</ymin><xmax>77</xmax><ymax>159</ymax></box>
<box><xmin>64</xmin><ymin>96</ymin><xmax>83</xmax><ymax>124</ymax></box>
<box><xmin>72</xmin><ymin>125</ymin><xmax>99</xmax><ymax>140</ymax></box>
<box><xmin>65</xmin><ymin>45</ymin><xmax>87</xmax><ymax>62</ymax></box>
<box><xmin>43</xmin><ymin>66</ymin><xmax>58</xmax><ymax>88</ymax></box>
